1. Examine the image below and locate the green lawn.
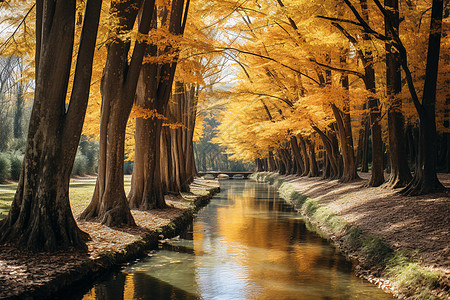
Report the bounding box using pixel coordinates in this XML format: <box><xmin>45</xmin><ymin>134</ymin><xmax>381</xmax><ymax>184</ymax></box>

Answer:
<box><xmin>0</xmin><ymin>176</ymin><xmax>132</xmax><ymax>220</ymax></box>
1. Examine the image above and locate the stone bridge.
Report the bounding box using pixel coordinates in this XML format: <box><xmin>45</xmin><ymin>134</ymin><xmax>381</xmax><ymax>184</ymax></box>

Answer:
<box><xmin>197</xmin><ymin>171</ymin><xmax>253</xmax><ymax>179</ymax></box>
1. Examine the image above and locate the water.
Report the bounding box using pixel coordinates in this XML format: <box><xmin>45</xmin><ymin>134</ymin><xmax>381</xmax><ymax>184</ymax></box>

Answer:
<box><xmin>79</xmin><ymin>180</ymin><xmax>392</xmax><ymax>300</ymax></box>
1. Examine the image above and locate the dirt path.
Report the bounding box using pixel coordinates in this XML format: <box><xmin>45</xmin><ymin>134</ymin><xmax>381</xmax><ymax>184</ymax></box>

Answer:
<box><xmin>277</xmin><ymin>173</ymin><xmax>450</xmax><ymax>282</ymax></box>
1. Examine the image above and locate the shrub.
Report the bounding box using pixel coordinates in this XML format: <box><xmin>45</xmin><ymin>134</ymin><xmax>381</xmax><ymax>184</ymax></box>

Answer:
<box><xmin>302</xmin><ymin>198</ymin><xmax>319</xmax><ymax>217</ymax></box>
<box><xmin>72</xmin><ymin>153</ymin><xmax>88</xmax><ymax>176</ymax></box>
<box><xmin>0</xmin><ymin>153</ymin><xmax>11</xmax><ymax>183</ymax></box>
<box><xmin>9</xmin><ymin>154</ymin><xmax>23</xmax><ymax>181</ymax></box>
<box><xmin>124</xmin><ymin>160</ymin><xmax>134</xmax><ymax>175</ymax></box>
<box><xmin>345</xmin><ymin>226</ymin><xmax>363</xmax><ymax>250</ymax></box>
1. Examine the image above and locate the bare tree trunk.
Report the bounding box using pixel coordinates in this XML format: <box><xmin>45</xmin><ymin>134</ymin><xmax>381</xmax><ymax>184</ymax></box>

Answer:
<box><xmin>128</xmin><ymin>100</ymin><xmax>165</xmax><ymax>209</ymax></box>
<box><xmin>268</xmin><ymin>150</ymin><xmax>277</xmax><ymax>172</ymax></box>
<box><xmin>360</xmin><ymin>118</ymin><xmax>370</xmax><ymax>172</ymax></box>
<box><xmin>331</xmin><ymin>104</ymin><xmax>359</xmax><ymax>182</ymax></box>
<box><xmin>297</xmin><ymin>135</ymin><xmax>310</xmax><ymax>176</ymax></box>
<box><xmin>312</xmin><ymin>126</ymin><xmax>339</xmax><ymax>179</ymax></box>
<box><xmin>290</xmin><ymin>136</ymin><xmax>305</xmax><ymax>175</ymax></box>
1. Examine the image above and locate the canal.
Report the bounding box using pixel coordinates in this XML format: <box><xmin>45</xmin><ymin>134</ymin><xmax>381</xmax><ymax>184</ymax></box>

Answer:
<box><xmin>78</xmin><ymin>180</ymin><xmax>392</xmax><ymax>299</ymax></box>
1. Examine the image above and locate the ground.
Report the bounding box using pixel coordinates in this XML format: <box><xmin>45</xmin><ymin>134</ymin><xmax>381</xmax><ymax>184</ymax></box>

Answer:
<box><xmin>0</xmin><ymin>177</ymin><xmax>219</xmax><ymax>299</ymax></box>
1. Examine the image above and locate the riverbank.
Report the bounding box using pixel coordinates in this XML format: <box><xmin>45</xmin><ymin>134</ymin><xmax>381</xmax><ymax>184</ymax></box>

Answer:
<box><xmin>252</xmin><ymin>172</ymin><xmax>450</xmax><ymax>300</ymax></box>
<box><xmin>0</xmin><ymin>178</ymin><xmax>219</xmax><ymax>300</ymax></box>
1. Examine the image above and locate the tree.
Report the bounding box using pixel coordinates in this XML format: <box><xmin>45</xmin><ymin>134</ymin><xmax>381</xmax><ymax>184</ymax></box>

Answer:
<box><xmin>128</xmin><ymin>0</ymin><xmax>189</xmax><ymax>209</ymax></box>
<box><xmin>353</xmin><ymin>0</ymin><xmax>447</xmax><ymax>194</ymax></box>
<box><xmin>80</xmin><ymin>0</ymin><xmax>155</xmax><ymax>226</ymax></box>
<box><xmin>0</xmin><ymin>0</ymin><xmax>102</xmax><ymax>251</ymax></box>
<box><xmin>384</xmin><ymin>0</ymin><xmax>412</xmax><ymax>188</ymax></box>
<box><xmin>399</xmin><ymin>0</ymin><xmax>446</xmax><ymax>195</ymax></box>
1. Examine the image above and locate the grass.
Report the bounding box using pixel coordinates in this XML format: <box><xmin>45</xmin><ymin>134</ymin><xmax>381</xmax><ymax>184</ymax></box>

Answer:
<box><xmin>346</xmin><ymin>226</ymin><xmax>363</xmax><ymax>250</ymax></box>
<box><xmin>386</xmin><ymin>251</ymin><xmax>441</xmax><ymax>299</ymax></box>
<box><xmin>0</xmin><ymin>175</ymin><xmax>132</xmax><ymax>220</ymax></box>
<box><xmin>0</xmin><ymin>184</ymin><xmax>17</xmax><ymax>220</ymax></box>
<box><xmin>255</xmin><ymin>172</ymin><xmax>446</xmax><ymax>299</ymax></box>
<box><xmin>361</xmin><ymin>235</ymin><xmax>394</xmax><ymax>266</ymax></box>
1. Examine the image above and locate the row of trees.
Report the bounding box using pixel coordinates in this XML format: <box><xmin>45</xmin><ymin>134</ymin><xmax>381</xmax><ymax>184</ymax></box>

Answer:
<box><xmin>0</xmin><ymin>0</ymin><xmax>218</xmax><ymax>251</ymax></box>
<box><xmin>212</xmin><ymin>0</ymin><xmax>448</xmax><ymax>195</ymax></box>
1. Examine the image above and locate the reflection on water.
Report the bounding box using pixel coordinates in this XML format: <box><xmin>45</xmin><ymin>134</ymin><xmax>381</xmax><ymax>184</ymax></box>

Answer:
<box><xmin>80</xmin><ymin>180</ymin><xmax>392</xmax><ymax>299</ymax></box>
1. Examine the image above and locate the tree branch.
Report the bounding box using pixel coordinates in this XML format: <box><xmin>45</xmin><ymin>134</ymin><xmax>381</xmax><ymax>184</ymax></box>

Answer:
<box><xmin>309</xmin><ymin>58</ymin><xmax>364</xmax><ymax>79</ymax></box>
<box><xmin>341</xmin><ymin>0</ymin><xmax>391</xmax><ymax>41</ymax></box>
<box><xmin>126</xmin><ymin>0</ymin><xmax>156</xmax><ymax>94</ymax></box>
<box><xmin>241</xmin><ymin>91</ymin><xmax>293</xmax><ymax>107</ymax></box>
<box><xmin>371</xmin><ymin>0</ymin><xmax>424</xmax><ymax>116</ymax></box>
<box><xmin>63</xmin><ymin>0</ymin><xmax>103</xmax><ymax>152</ymax></box>
<box><xmin>219</xmin><ymin>47</ymin><xmax>321</xmax><ymax>85</ymax></box>
<box><xmin>317</xmin><ymin>15</ymin><xmax>362</xmax><ymax>27</ymax></box>
<box><xmin>0</xmin><ymin>3</ymin><xmax>36</xmax><ymax>55</ymax></box>
<box><xmin>331</xmin><ymin>22</ymin><xmax>366</xmax><ymax>62</ymax></box>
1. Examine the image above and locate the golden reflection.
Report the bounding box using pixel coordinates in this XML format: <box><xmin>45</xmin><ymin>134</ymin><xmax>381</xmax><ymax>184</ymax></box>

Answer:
<box><xmin>82</xmin><ymin>289</ymin><xmax>95</xmax><ymax>300</ymax></box>
<box><xmin>123</xmin><ymin>274</ymin><xmax>134</xmax><ymax>300</ymax></box>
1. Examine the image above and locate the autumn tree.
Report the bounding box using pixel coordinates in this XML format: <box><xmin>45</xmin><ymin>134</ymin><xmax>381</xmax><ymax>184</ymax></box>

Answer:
<box><xmin>80</xmin><ymin>0</ymin><xmax>155</xmax><ymax>226</ymax></box>
<box><xmin>384</xmin><ymin>0</ymin><xmax>412</xmax><ymax>188</ymax></box>
<box><xmin>128</xmin><ymin>0</ymin><xmax>189</xmax><ymax>209</ymax></box>
<box><xmin>344</xmin><ymin>0</ymin><xmax>446</xmax><ymax>194</ymax></box>
<box><xmin>0</xmin><ymin>0</ymin><xmax>102</xmax><ymax>251</ymax></box>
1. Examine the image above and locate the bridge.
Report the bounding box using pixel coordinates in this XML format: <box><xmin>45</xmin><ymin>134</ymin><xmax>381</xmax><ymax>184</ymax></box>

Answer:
<box><xmin>197</xmin><ymin>171</ymin><xmax>254</xmax><ymax>179</ymax></box>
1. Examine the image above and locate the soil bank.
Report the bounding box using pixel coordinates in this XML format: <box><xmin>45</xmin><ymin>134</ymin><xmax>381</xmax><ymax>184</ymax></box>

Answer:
<box><xmin>0</xmin><ymin>178</ymin><xmax>220</xmax><ymax>300</ymax></box>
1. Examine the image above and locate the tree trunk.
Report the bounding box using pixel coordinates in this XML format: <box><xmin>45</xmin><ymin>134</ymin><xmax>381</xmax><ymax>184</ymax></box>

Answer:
<box><xmin>128</xmin><ymin>117</ymin><xmax>165</xmax><ymax>209</ymax></box>
<box><xmin>160</xmin><ymin>127</ymin><xmax>173</xmax><ymax>193</ymax></box>
<box><xmin>268</xmin><ymin>150</ymin><xmax>276</xmax><ymax>172</ymax></box>
<box><xmin>128</xmin><ymin>68</ymin><xmax>166</xmax><ymax>210</ymax></box>
<box><xmin>281</xmin><ymin>148</ymin><xmax>294</xmax><ymax>175</ymax></box>
<box><xmin>306</xmin><ymin>139</ymin><xmax>320</xmax><ymax>177</ymax></box>
<box><xmin>312</xmin><ymin>126</ymin><xmax>339</xmax><ymax>178</ymax></box>
<box><xmin>297</xmin><ymin>135</ymin><xmax>310</xmax><ymax>176</ymax></box>
<box><xmin>277</xmin><ymin>151</ymin><xmax>287</xmax><ymax>174</ymax></box>
<box><xmin>446</xmin><ymin>133</ymin><xmax>450</xmax><ymax>172</ymax></box>
<box><xmin>360</xmin><ymin>117</ymin><xmax>370</xmax><ymax>172</ymax></box>
<box><xmin>331</xmin><ymin>104</ymin><xmax>359</xmax><ymax>182</ymax></box>
<box><xmin>359</xmin><ymin>0</ymin><xmax>385</xmax><ymax>187</ymax></box>
<box><xmin>384</xmin><ymin>0</ymin><xmax>412</xmax><ymax>188</ymax></box>
<box><xmin>290</xmin><ymin>136</ymin><xmax>305</xmax><ymax>175</ymax></box>
<box><xmin>0</xmin><ymin>0</ymin><xmax>102</xmax><ymax>251</ymax></box>
<box><xmin>406</xmin><ymin>126</ymin><xmax>417</xmax><ymax>165</ymax></box>
<box><xmin>80</xmin><ymin>0</ymin><xmax>155</xmax><ymax>226</ymax></box>
<box><xmin>13</xmin><ymin>81</ymin><xmax>25</xmax><ymax>139</ymax></box>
